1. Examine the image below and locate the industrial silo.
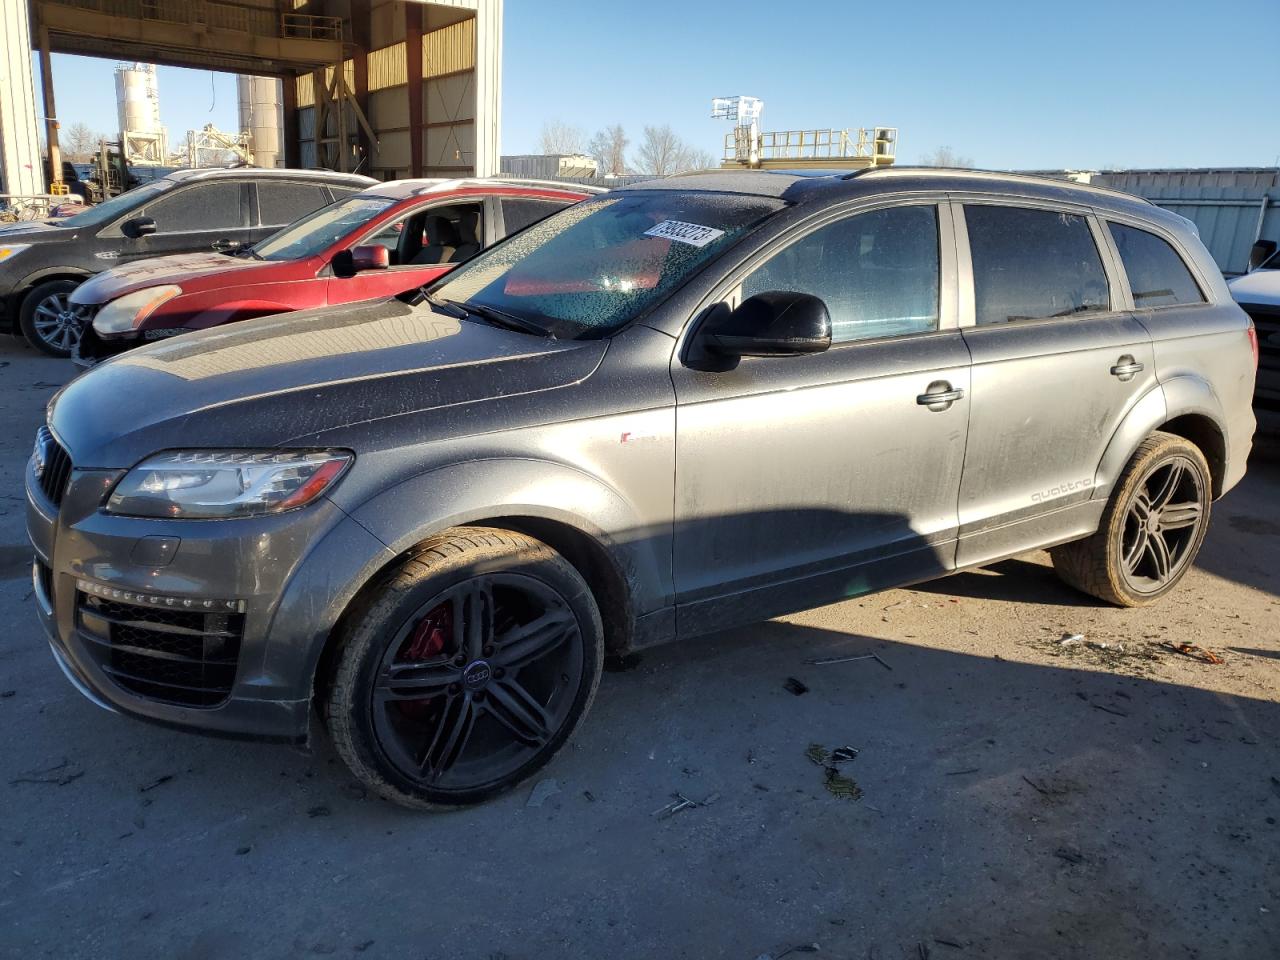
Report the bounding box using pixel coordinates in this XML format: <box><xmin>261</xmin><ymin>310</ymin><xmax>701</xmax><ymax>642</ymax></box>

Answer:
<box><xmin>114</xmin><ymin>63</ymin><xmax>167</xmax><ymax>165</ymax></box>
<box><xmin>237</xmin><ymin>76</ymin><xmax>284</xmax><ymax>168</ymax></box>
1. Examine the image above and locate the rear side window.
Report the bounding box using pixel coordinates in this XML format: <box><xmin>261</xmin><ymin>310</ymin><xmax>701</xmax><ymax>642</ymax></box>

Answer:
<box><xmin>741</xmin><ymin>204</ymin><xmax>940</xmax><ymax>343</ymax></box>
<box><xmin>501</xmin><ymin>198</ymin><xmax>571</xmax><ymax>235</ymax></box>
<box><xmin>143</xmin><ymin>181</ymin><xmax>243</xmax><ymax>233</ymax></box>
<box><xmin>1108</xmin><ymin>222</ymin><xmax>1205</xmax><ymax>308</ymax></box>
<box><xmin>257</xmin><ymin>181</ymin><xmax>333</xmax><ymax>227</ymax></box>
<box><xmin>966</xmin><ymin>205</ymin><xmax>1110</xmax><ymax>325</ymax></box>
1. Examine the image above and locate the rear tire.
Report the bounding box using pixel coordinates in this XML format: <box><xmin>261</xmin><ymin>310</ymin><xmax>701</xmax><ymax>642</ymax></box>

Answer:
<box><xmin>323</xmin><ymin>527</ymin><xmax>603</xmax><ymax>810</ymax></box>
<box><xmin>1051</xmin><ymin>432</ymin><xmax>1211</xmax><ymax>607</ymax></box>
<box><xmin>19</xmin><ymin>279</ymin><xmax>86</xmax><ymax>358</ymax></box>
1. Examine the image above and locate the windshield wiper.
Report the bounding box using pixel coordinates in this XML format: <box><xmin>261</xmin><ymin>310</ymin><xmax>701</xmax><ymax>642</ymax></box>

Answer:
<box><xmin>442</xmin><ymin>298</ymin><xmax>552</xmax><ymax>337</ymax></box>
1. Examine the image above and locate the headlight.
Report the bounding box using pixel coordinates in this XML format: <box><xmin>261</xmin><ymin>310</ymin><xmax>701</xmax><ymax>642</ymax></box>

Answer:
<box><xmin>105</xmin><ymin>450</ymin><xmax>353</xmax><ymax>519</ymax></box>
<box><xmin>0</xmin><ymin>244</ymin><xmax>31</xmax><ymax>263</ymax></box>
<box><xmin>93</xmin><ymin>285</ymin><xmax>182</xmax><ymax>336</ymax></box>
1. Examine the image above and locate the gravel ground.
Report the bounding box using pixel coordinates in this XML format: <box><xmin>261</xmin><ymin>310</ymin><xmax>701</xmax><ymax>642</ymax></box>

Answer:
<box><xmin>0</xmin><ymin>336</ymin><xmax>1276</xmax><ymax>960</ymax></box>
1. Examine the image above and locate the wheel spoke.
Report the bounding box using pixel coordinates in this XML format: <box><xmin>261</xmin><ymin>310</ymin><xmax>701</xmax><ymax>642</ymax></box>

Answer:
<box><xmin>35</xmin><ymin>304</ymin><xmax>60</xmax><ymax>320</ymax></box>
<box><xmin>1130</xmin><ymin>493</ymin><xmax>1152</xmax><ymax>523</ymax></box>
<box><xmin>1145</xmin><ymin>533</ymin><xmax>1173</xmax><ymax>582</ymax></box>
<box><xmin>493</xmin><ymin>607</ymin><xmax>575</xmax><ymax>670</ymax></box>
<box><xmin>485</xmin><ymin>679</ymin><xmax>553</xmax><ymax>746</ymax></box>
<box><xmin>452</xmin><ymin>580</ymin><xmax>493</xmax><ymax>660</ymax></box>
<box><xmin>1159</xmin><ymin>501</ymin><xmax>1202</xmax><ymax>530</ymax></box>
<box><xmin>1148</xmin><ymin>461</ymin><xmax>1185</xmax><ymax>510</ymax></box>
<box><xmin>375</xmin><ymin>659</ymin><xmax>455</xmax><ymax>702</ymax></box>
<box><xmin>1123</xmin><ymin>527</ymin><xmax>1148</xmax><ymax>573</ymax></box>
<box><xmin>420</xmin><ymin>694</ymin><xmax>476</xmax><ymax>779</ymax></box>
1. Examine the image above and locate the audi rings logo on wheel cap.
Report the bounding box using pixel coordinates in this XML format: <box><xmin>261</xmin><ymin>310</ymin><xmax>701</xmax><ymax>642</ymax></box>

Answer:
<box><xmin>462</xmin><ymin>660</ymin><xmax>492</xmax><ymax>690</ymax></box>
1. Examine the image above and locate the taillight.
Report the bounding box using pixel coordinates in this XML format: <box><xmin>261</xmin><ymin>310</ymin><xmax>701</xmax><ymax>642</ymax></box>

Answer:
<box><xmin>1247</xmin><ymin>323</ymin><xmax>1259</xmax><ymax>368</ymax></box>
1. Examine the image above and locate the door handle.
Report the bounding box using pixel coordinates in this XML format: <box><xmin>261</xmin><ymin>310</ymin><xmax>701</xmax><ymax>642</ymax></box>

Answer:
<box><xmin>1110</xmin><ymin>355</ymin><xmax>1145</xmax><ymax>381</ymax></box>
<box><xmin>917</xmin><ymin>381</ymin><xmax>965</xmax><ymax>411</ymax></box>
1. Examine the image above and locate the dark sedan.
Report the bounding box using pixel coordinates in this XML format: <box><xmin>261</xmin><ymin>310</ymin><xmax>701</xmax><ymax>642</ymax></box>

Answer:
<box><xmin>0</xmin><ymin>167</ymin><xmax>373</xmax><ymax>356</ymax></box>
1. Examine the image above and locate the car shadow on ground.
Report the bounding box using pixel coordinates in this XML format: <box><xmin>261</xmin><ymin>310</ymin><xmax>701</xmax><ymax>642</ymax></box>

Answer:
<box><xmin>3</xmin><ymin>609</ymin><xmax>1276</xmax><ymax>959</ymax></box>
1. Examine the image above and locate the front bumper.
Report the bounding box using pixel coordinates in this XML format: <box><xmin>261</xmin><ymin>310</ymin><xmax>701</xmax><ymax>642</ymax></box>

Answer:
<box><xmin>26</xmin><ymin>451</ymin><xmax>393</xmax><ymax>742</ymax></box>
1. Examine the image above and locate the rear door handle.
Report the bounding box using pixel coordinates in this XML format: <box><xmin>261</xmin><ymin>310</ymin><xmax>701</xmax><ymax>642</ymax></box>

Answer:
<box><xmin>1110</xmin><ymin>355</ymin><xmax>1145</xmax><ymax>381</ymax></box>
<box><xmin>917</xmin><ymin>381</ymin><xmax>965</xmax><ymax>411</ymax></box>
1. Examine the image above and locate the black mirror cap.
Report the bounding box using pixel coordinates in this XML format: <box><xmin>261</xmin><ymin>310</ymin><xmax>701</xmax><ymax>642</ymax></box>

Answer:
<box><xmin>1249</xmin><ymin>239</ymin><xmax>1277</xmax><ymax>272</ymax></box>
<box><xmin>122</xmin><ymin>216</ymin><xmax>157</xmax><ymax>239</ymax></box>
<box><xmin>705</xmin><ymin>291</ymin><xmax>832</xmax><ymax>358</ymax></box>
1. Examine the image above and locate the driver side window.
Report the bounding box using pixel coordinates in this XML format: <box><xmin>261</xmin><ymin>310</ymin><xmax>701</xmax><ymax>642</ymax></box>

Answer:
<box><xmin>741</xmin><ymin>205</ymin><xmax>941</xmax><ymax>344</ymax></box>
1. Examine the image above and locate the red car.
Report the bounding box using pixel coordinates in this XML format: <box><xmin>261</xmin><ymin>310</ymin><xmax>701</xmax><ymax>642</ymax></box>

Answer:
<box><xmin>71</xmin><ymin>178</ymin><xmax>599</xmax><ymax>364</ymax></box>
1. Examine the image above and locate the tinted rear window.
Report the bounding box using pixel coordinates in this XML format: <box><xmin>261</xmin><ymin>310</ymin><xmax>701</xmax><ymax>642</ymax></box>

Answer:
<box><xmin>257</xmin><ymin>181</ymin><xmax>333</xmax><ymax>227</ymax></box>
<box><xmin>1108</xmin><ymin>222</ymin><xmax>1205</xmax><ymax>308</ymax></box>
<box><xmin>501</xmin><ymin>198</ymin><xmax>572</xmax><ymax>234</ymax></box>
<box><xmin>966</xmin><ymin>205</ymin><xmax>1110</xmax><ymax>325</ymax></box>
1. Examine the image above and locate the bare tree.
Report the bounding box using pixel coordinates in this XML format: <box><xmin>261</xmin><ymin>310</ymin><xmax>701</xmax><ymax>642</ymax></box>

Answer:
<box><xmin>633</xmin><ymin>124</ymin><xmax>713</xmax><ymax>177</ymax></box>
<box><xmin>918</xmin><ymin>145</ymin><xmax>974</xmax><ymax>168</ymax></box>
<box><xmin>588</xmin><ymin>124</ymin><xmax>629</xmax><ymax>177</ymax></box>
<box><xmin>63</xmin><ymin>122</ymin><xmax>105</xmax><ymax>163</ymax></box>
<box><xmin>537</xmin><ymin>119</ymin><xmax>586</xmax><ymax>156</ymax></box>
<box><xmin>682</xmin><ymin>146</ymin><xmax>717</xmax><ymax>171</ymax></box>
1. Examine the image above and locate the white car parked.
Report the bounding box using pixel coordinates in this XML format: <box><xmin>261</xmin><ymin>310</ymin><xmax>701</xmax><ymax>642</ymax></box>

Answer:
<box><xmin>1228</xmin><ymin>241</ymin><xmax>1279</xmax><ymax>406</ymax></box>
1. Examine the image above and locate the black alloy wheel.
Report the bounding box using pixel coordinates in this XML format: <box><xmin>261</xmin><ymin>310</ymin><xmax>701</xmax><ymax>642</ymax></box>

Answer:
<box><xmin>325</xmin><ymin>528</ymin><xmax>603</xmax><ymax>809</ymax></box>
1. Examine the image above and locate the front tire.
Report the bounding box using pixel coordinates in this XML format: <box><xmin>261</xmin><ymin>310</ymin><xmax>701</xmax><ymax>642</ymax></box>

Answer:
<box><xmin>19</xmin><ymin>279</ymin><xmax>87</xmax><ymax>357</ymax></box>
<box><xmin>324</xmin><ymin>528</ymin><xmax>603</xmax><ymax>809</ymax></box>
<box><xmin>1051</xmin><ymin>431</ymin><xmax>1211</xmax><ymax>606</ymax></box>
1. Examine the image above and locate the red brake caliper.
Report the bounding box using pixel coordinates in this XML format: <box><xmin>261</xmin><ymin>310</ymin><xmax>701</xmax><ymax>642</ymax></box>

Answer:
<box><xmin>395</xmin><ymin>603</ymin><xmax>453</xmax><ymax>718</ymax></box>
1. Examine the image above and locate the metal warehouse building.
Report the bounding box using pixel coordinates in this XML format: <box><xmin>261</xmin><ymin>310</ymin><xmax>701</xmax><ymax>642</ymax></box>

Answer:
<box><xmin>0</xmin><ymin>0</ymin><xmax>503</xmax><ymax>196</ymax></box>
<box><xmin>1088</xmin><ymin>168</ymin><xmax>1280</xmax><ymax>275</ymax></box>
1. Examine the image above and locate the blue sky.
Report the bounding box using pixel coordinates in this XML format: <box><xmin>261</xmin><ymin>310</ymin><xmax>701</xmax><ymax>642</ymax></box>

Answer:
<box><xmin>39</xmin><ymin>0</ymin><xmax>1278</xmax><ymax>170</ymax></box>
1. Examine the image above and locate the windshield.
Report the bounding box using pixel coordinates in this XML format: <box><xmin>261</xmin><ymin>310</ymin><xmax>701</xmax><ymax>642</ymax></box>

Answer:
<box><xmin>1264</xmin><ymin>250</ymin><xmax>1280</xmax><ymax>271</ymax></box>
<box><xmin>58</xmin><ymin>179</ymin><xmax>175</xmax><ymax>229</ymax></box>
<box><xmin>252</xmin><ymin>195</ymin><xmax>398</xmax><ymax>261</ymax></box>
<box><xmin>430</xmin><ymin>191</ymin><xmax>785</xmax><ymax>338</ymax></box>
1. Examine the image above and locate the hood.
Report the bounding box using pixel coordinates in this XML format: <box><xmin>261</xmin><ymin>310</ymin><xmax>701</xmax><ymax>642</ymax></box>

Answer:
<box><xmin>1227</xmin><ymin>269</ymin><xmax>1280</xmax><ymax>308</ymax></box>
<box><xmin>71</xmin><ymin>251</ymin><xmax>275</xmax><ymax>305</ymax></box>
<box><xmin>50</xmin><ymin>296</ymin><xmax>606</xmax><ymax>467</ymax></box>
<box><xmin>0</xmin><ymin>220</ymin><xmax>72</xmax><ymax>243</ymax></box>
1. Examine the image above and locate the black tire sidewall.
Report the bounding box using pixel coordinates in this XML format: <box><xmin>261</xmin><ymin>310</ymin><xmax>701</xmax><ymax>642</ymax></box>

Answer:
<box><xmin>332</xmin><ymin>536</ymin><xmax>603</xmax><ymax>808</ymax></box>
<box><xmin>20</xmin><ymin>280</ymin><xmax>82</xmax><ymax>357</ymax></box>
<box><xmin>1106</xmin><ymin>439</ymin><xmax>1211</xmax><ymax>604</ymax></box>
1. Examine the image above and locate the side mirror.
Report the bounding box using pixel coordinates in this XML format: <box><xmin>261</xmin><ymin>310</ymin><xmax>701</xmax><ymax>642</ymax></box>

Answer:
<box><xmin>1248</xmin><ymin>240</ymin><xmax>1276</xmax><ymax>272</ymax></box>
<box><xmin>333</xmin><ymin>245</ymin><xmax>390</xmax><ymax>277</ymax></box>
<box><xmin>701</xmin><ymin>291</ymin><xmax>832</xmax><ymax>358</ymax></box>
<box><xmin>121</xmin><ymin>216</ymin><xmax>156</xmax><ymax>239</ymax></box>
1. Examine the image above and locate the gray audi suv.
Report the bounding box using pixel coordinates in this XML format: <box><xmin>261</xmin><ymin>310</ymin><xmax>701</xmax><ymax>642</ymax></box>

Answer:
<box><xmin>27</xmin><ymin>169</ymin><xmax>1257</xmax><ymax>808</ymax></box>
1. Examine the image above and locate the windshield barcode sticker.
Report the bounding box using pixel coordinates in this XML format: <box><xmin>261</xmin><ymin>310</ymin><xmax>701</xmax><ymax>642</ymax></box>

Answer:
<box><xmin>644</xmin><ymin>220</ymin><xmax>725</xmax><ymax>247</ymax></box>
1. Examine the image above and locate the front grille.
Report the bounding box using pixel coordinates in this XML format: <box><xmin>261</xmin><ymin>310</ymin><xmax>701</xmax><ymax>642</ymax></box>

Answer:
<box><xmin>76</xmin><ymin>592</ymin><xmax>245</xmax><ymax>708</ymax></box>
<box><xmin>36</xmin><ymin>426</ymin><xmax>73</xmax><ymax>506</ymax></box>
<box><xmin>1246</xmin><ymin>308</ymin><xmax>1280</xmax><ymax>407</ymax></box>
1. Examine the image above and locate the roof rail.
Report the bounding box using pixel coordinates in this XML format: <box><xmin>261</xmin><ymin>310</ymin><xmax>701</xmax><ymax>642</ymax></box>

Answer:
<box><xmin>478</xmin><ymin>176</ymin><xmax>610</xmax><ymax>194</ymax></box>
<box><xmin>841</xmin><ymin>166</ymin><xmax>1153</xmax><ymax>205</ymax></box>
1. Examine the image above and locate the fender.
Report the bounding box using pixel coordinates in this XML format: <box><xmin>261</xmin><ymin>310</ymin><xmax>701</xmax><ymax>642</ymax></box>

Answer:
<box><xmin>15</xmin><ymin>265</ymin><xmax>93</xmax><ymax>293</ymax></box>
<box><xmin>1093</xmin><ymin>375</ymin><xmax>1227</xmax><ymax>500</ymax></box>
<box><xmin>345</xmin><ymin>457</ymin><xmax>673</xmax><ymax>625</ymax></box>
<box><xmin>168</xmin><ymin>300</ymin><xmax>299</xmax><ymax>332</ymax></box>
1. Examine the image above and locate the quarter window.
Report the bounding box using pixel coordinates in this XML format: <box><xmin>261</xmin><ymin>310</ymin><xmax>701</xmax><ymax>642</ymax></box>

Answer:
<box><xmin>966</xmin><ymin>206</ymin><xmax>1110</xmax><ymax>325</ymax></box>
<box><xmin>1108</xmin><ymin>222</ymin><xmax>1205</xmax><ymax>307</ymax></box>
<box><xmin>741</xmin><ymin>205</ymin><xmax>941</xmax><ymax>344</ymax></box>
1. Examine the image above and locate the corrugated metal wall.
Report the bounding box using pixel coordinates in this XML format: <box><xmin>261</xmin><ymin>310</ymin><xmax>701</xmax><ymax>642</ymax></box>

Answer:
<box><xmin>1092</xmin><ymin>169</ymin><xmax>1280</xmax><ymax>275</ymax></box>
<box><xmin>295</xmin><ymin>16</ymin><xmax>479</xmax><ymax>178</ymax></box>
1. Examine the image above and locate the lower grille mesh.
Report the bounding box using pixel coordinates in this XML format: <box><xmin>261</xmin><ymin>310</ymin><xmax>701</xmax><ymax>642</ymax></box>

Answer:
<box><xmin>77</xmin><ymin>592</ymin><xmax>244</xmax><ymax>708</ymax></box>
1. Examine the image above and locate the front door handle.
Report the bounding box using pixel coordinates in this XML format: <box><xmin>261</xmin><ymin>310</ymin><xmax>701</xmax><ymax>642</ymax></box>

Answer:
<box><xmin>917</xmin><ymin>380</ymin><xmax>965</xmax><ymax>411</ymax></box>
<box><xmin>1110</xmin><ymin>355</ymin><xmax>1145</xmax><ymax>382</ymax></box>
